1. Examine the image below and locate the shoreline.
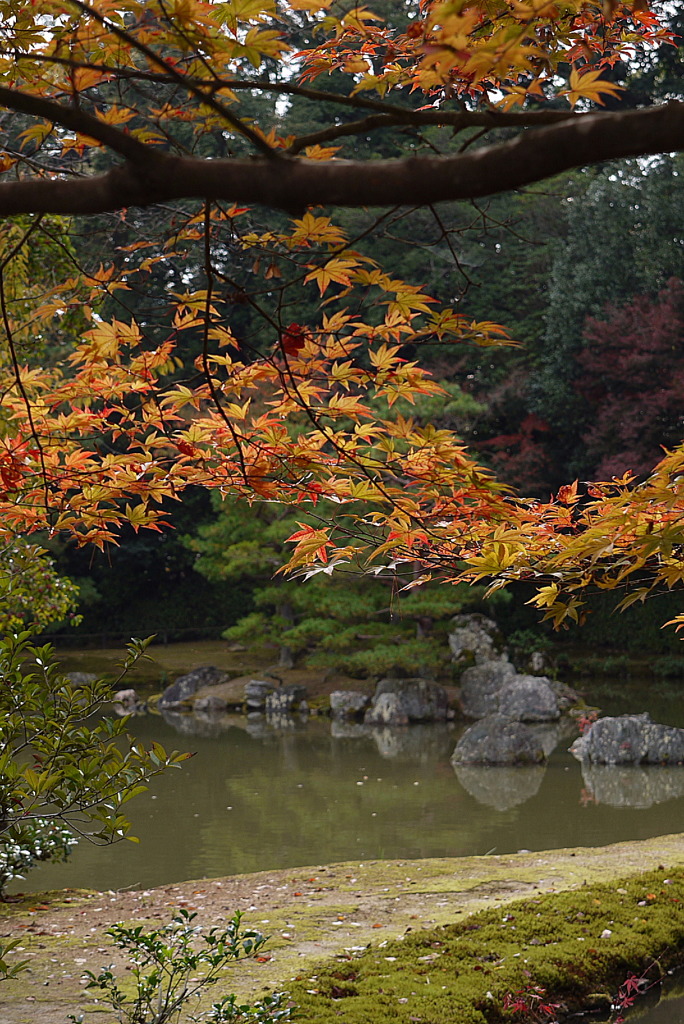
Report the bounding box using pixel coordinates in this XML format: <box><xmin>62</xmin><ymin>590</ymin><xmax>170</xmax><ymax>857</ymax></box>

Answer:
<box><xmin>1</xmin><ymin>834</ymin><xmax>683</xmax><ymax>1024</ymax></box>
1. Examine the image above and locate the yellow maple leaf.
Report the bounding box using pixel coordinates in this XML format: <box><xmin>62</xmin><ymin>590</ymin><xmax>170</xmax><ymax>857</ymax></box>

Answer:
<box><xmin>566</xmin><ymin>67</ymin><xmax>623</xmax><ymax>107</ymax></box>
<box><xmin>304</xmin><ymin>257</ymin><xmax>359</xmax><ymax>296</ymax></box>
<box><xmin>288</xmin><ymin>0</ymin><xmax>332</xmax><ymax>10</ymax></box>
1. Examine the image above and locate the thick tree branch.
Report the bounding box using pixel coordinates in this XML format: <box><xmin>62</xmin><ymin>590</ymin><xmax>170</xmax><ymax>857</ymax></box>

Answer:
<box><xmin>0</xmin><ymin>103</ymin><xmax>681</xmax><ymax>216</ymax></box>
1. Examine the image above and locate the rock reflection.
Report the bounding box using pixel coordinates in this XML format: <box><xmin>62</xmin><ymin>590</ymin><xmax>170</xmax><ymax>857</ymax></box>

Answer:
<box><xmin>160</xmin><ymin>709</ymin><xmax>236</xmax><ymax>738</ymax></box>
<box><xmin>330</xmin><ymin>720</ymin><xmax>371</xmax><ymax>740</ymax></box>
<box><xmin>580</xmin><ymin>764</ymin><xmax>684</xmax><ymax>808</ymax></box>
<box><xmin>453</xmin><ymin>763</ymin><xmax>546</xmax><ymax>810</ymax></box>
<box><xmin>160</xmin><ymin>707</ymin><xmax>309</xmax><ymax>739</ymax></box>
<box><xmin>370</xmin><ymin>723</ymin><xmax>455</xmax><ymax>760</ymax></box>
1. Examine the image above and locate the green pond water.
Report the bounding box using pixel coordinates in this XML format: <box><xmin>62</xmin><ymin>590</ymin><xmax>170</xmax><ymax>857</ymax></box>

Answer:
<box><xmin>620</xmin><ymin>975</ymin><xmax>684</xmax><ymax>1024</ymax></box>
<box><xmin>13</xmin><ymin>668</ymin><xmax>684</xmax><ymax>896</ymax></box>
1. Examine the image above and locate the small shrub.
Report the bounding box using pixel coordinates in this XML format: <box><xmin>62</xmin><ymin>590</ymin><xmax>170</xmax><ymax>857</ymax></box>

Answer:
<box><xmin>507</xmin><ymin>630</ymin><xmax>554</xmax><ymax>657</ymax></box>
<box><xmin>69</xmin><ymin>908</ymin><xmax>293</xmax><ymax>1024</ymax></box>
<box><xmin>0</xmin><ymin>631</ymin><xmax>189</xmax><ymax>896</ymax></box>
<box><xmin>651</xmin><ymin>656</ymin><xmax>684</xmax><ymax>679</ymax></box>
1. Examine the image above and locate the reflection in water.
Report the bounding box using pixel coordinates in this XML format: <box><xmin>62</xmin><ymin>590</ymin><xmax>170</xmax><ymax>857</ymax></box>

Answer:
<box><xmin>581</xmin><ymin>764</ymin><xmax>684</xmax><ymax>808</ymax></box>
<box><xmin>14</xmin><ymin>707</ymin><xmax>684</xmax><ymax>896</ymax></box>
<box><xmin>370</xmin><ymin>724</ymin><xmax>455</xmax><ymax>761</ymax></box>
<box><xmin>453</xmin><ymin>764</ymin><xmax>546</xmax><ymax>810</ymax></box>
<box><xmin>622</xmin><ymin>974</ymin><xmax>684</xmax><ymax>1024</ymax></box>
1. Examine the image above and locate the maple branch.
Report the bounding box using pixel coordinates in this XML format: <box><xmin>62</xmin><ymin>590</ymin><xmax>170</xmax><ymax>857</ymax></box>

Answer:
<box><xmin>0</xmin><ymin>103</ymin><xmax>681</xmax><ymax>215</ymax></box>
<box><xmin>285</xmin><ymin>107</ymin><xmax>577</xmax><ymax>155</ymax></box>
<box><xmin>0</xmin><ymin>50</ymin><xmax>425</xmax><ymax>115</ymax></box>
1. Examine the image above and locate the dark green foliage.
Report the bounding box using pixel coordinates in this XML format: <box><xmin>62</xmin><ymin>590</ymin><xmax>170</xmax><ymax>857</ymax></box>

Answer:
<box><xmin>48</xmin><ymin>490</ymin><xmax>252</xmax><ymax>643</ymax></box>
<box><xmin>289</xmin><ymin>868</ymin><xmax>684</xmax><ymax>1024</ymax></box>
<box><xmin>191</xmin><ymin>492</ymin><xmax>502</xmax><ymax>677</ymax></box>
<box><xmin>651</xmin><ymin>656</ymin><xmax>684</xmax><ymax>679</ymax></box>
<box><xmin>530</xmin><ymin>156</ymin><xmax>684</xmax><ymax>483</ymax></box>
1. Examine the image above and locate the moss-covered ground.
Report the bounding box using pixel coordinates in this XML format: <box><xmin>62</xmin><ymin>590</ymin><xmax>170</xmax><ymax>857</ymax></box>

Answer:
<box><xmin>289</xmin><ymin>867</ymin><xmax>684</xmax><ymax>1024</ymax></box>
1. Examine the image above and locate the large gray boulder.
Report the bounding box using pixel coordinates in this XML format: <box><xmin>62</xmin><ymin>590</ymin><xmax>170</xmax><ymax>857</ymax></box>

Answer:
<box><xmin>451</xmin><ymin>714</ymin><xmax>547</xmax><ymax>765</ymax></box>
<box><xmin>367</xmin><ymin>678</ymin><xmax>449</xmax><ymax>723</ymax></box>
<box><xmin>457</xmin><ymin>659</ymin><xmax>516</xmax><ymax>718</ymax></box>
<box><xmin>330</xmin><ymin>690</ymin><xmax>371</xmax><ymax>720</ymax></box>
<box><xmin>448</xmin><ymin>613</ymin><xmax>505</xmax><ymax>666</ymax></box>
<box><xmin>265</xmin><ymin>685</ymin><xmax>307</xmax><ymax>716</ymax></box>
<box><xmin>497</xmin><ymin>675</ymin><xmax>561</xmax><ymax>722</ymax></box>
<box><xmin>158</xmin><ymin>666</ymin><xmax>229</xmax><ymax>709</ymax></box>
<box><xmin>364</xmin><ymin>692</ymin><xmax>409</xmax><ymax>727</ymax></box>
<box><xmin>458</xmin><ymin>664</ymin><xmax>560</xmax><ymax>722</ymax></box>
<box><xmin>570</xmin><ymin>713</ymin><xmax>684</xmax><ymax>765</ymax></box>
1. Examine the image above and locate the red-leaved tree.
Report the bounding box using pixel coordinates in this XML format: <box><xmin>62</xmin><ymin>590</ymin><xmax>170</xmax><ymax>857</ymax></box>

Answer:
<box><xmin>576</xmin><ymin>278</ymin><xmax>684</xmax><ymax>479</ymax></box>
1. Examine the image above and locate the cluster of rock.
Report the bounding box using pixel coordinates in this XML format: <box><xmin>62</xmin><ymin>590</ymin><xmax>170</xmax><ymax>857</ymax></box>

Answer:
<box><xmin>157</xmin><ymin>666</ymin><xmax>232</xmax><ymax>710</ymax></box>
<box><xmin>113</xmin><ymin>614</ymin><xmax>684</xmax><ymax>788</ymax></box>
<box><xmin>448</xmin><ymin>615</ymin><xmax>579</xmax><ymax>766</ymax></box>
<box><xmin>330</xmin><ymin>677</ymin><xmax>450</xmax><ymax>728</ymax></box>
<box><xmin>154</xmin><ymin>668</ymin><xmax>311</xmax><ymax>729</ymax></box>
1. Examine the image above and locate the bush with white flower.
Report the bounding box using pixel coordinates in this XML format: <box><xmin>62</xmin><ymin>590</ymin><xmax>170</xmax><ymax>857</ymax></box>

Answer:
<box><xmin>0</xmin><ymin>818</ymin><xmax>77</xmax><ymax>895</ymax></box>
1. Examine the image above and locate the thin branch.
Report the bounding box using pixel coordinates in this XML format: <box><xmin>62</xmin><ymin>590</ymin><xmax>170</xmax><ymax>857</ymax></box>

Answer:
<box><xmin>286</xmin><ymin>107</ymin><xmax>577</xmax><ymax>155</ymax></box>
<box><xmin>428</xmin><ymin>204</ymin><xmax>474</xmax><ymax>287</ymax></box>
<box><xmin>0</xmin><ymin>217</ymin><xmax>51</xmax><ymax>518</ymax></box>
<box><xmin>0</xmin><ymin>48</ymin><xmax>433</xmax><ymax>115</ymax></box>
<box><xmin>201</xmin><ymin>201</ymin><xmax>249</xmax><ymax>485</ymax></box>
<box><xmin>0</xmin><ymin>85</ymin><xmax>155</xmax><ymax>164</ymax></box>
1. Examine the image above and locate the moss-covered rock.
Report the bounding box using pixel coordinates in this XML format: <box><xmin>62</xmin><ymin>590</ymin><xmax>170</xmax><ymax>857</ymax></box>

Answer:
<box><xmin>289</xmin><ymin>867</ymin><xmax>684</xmax><ymax>1024</ymax></box>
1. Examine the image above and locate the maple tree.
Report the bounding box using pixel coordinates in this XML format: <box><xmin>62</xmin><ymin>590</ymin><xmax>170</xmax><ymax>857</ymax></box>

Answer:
<box><xmin>575</xmin><ymin>277</ymin><xmax>684</xmax><ymax>480</ymax></box>
<box><xmin>0</xmin><ymin>0</ymin><xmax>682</xmax><ymax>628</ymax></box>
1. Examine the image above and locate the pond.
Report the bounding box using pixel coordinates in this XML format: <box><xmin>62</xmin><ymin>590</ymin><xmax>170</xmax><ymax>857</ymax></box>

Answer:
<box><xmin>619</xmin><ymin>973</ymin><xmax>684</xmax><ymax>1024</ymax></box>
<box><xmin>13</xmin><ymin>668</ymin><xmax>684</xmax><ymax>895</ymax></box>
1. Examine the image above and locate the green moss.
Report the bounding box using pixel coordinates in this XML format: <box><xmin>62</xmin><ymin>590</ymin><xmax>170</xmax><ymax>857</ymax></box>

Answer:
<box><xmin>289</xmin><ymin>868</ymin><xmax>684</xmax><ymax>1024</ymax></box>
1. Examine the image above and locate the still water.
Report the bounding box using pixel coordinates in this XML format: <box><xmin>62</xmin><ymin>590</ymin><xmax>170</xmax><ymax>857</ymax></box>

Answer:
<box><xmin>16</xmin><ymin>678</ymin><xmax>684</xmax><ymax>894</ymax></box>
<box><xmin>624</xmin><ymin>975</ymin><xmax>684</xmax><ymax>1024</ymax></box>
